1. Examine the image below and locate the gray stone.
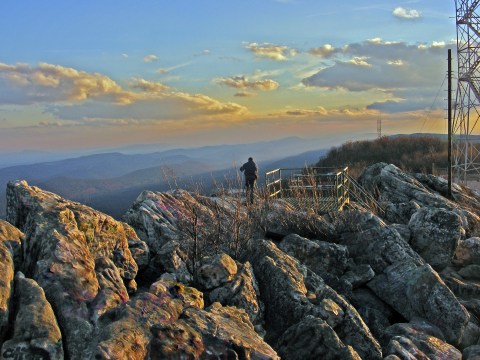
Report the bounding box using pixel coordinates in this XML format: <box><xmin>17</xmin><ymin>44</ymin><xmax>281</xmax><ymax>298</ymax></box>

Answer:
<box><xmin>409</xmin><ymin>207</ymin><xmax>462</xmax><ymax>270</ymax></box>
<box><xmin>278</xmin><ymin>233</ymin><xmax>348</xmax><ymax>276</ymax></box>
<box><xmin>209</xmin><ymin>261</ymin><xmax>264</xmax><ymax>326</ymax></box>
<box><xmin>367</xmin><ymin>261</ymin><xmax>469</xmax><ymax>345</ymax></box>
<box><xmin>153</xmin><ymin>240</ymin><xmax>192</xmax><ymax>284</ymax></box>
<box><xmin>341</xmin><ymin>264</ymin><xmax>375</xmax><ymax>288</ymax></box>
<box><xmin>463</xmin><ymin>345</ymin><xmax>480</xmax><ymax>360</ymax></box>
<box><xmin>454</xmin><ymin>237</ymin><xmax>480</xmax><ymax>267</ymax></box>
<box><xmin>458</xmin><ymin>264</ymin><xmax>480</xmax><ymax>280</ymax></box>
<box><xmin>243</xmin><ymin>239</ymin><xmax>382</xmax><ymax>359</ymax></box>
<box><xmin>276</xmin><ymin>315</ymin><xmax>361</xmax><ymax>360</ymax></box>
<box><xmin>0</xmin><ymin>242</ymin><xmax>14</xmax><ymax>345</ymax></box>
<box><xmin>383</xmin><ymin>321</ymin><xmax>462</xmax><ymax>360</ymax></box>
<box><xmin>195</xmin><ymin>253</ymin><xmax>237</xmax><ymax>290</ymax></box>
<box><xmin>1</xmin><ymin>272</ymin><xmax>63</xmax><ymax>360</ymax></box>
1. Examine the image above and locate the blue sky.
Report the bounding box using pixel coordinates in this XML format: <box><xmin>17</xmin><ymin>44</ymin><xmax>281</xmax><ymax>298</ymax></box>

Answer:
<box><xmin>0</xmin><ymin>1</ymin><xmax>456</xmax><ymax>152</ymax></box>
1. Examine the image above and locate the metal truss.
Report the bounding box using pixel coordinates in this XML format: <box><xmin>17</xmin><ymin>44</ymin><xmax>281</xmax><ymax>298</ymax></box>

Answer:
<box><xmin>454</xmin><ymin>0</ymin><xmax>480</xmax><ymax>183</ymax></box>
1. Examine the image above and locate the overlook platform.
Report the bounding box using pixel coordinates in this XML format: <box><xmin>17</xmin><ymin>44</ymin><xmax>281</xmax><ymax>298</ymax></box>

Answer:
<box><xmin>265</xmin><ymin>167</ymin><xmax>382</xmax><ymax>214</ymax></box>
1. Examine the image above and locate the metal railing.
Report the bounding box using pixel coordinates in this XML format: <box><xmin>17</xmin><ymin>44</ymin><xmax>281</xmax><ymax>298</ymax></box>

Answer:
<box><xmin>265</xmin><ymin>167</ymin><xmax>350</xmax><ymax>212</ymax></box>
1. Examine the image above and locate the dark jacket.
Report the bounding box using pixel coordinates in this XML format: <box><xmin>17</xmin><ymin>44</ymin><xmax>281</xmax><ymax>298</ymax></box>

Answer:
<box><xmin>240</xmin><ymin>159</ymin><xmax>258</xmax><ymax>178</ymax></box>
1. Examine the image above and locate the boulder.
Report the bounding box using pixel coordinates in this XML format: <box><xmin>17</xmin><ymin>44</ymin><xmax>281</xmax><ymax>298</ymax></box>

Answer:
<box><xmin>278</xmin><ymin>234</ymin><xmax>348</xmax><ymax>277</ymax></box>
<box><xmin>463</xmin><ymin>345</ymin><xmax>480</xmax><ymax>360</ymax></box>
<box><xmin>149</xmin><ymin>303</ymin><xmax>279</xmax><ymax>359</ymax></box>
<box><xmin>454</xmin><ymin>237</ymin><xmax>480</xmax><ymax>266</ymax></box>
<box><xmin>334</xmin><ymin>209</ymin><xmax>470</xmax><ymax>345</ymax></box>
<box><xmin>150</xmin><ymin>240</ymin><xmax>192</xmax><ymax>284</ymax></box>
<box><xmin>383</xmin><ymin>321</ymin><xmax>462</xmax><ymax>360</ymax></box>
<box><xmin>276</xmin><ymin>315</ymin><xmax>361</xmax><ymax>360</ymax></box>
<box><xmin>341</xmin><ymin>264</ymin><xmax>375</xmax><ymax>288</ymax></box>
<box><xmin>90</xmin><ymin>257</ymin><xmax>130</xmax><ymax>323</ymax></box>
<box><xmin>6</xmin><ymin>180</ymin><xmax>140</xmax><ymax>359</ymax></box>
<box><xmin>195</xmin><ymin>253</ymin><xmax>237</xmax><ymax>290</ymax></box>
<box><xmin>0</xmin><ymin>220</ymin><xmax>23</xmax><ymax>270</ymax></box>
<box><xmin>243</xmin><ymin>239</ymin><xmax>382</xmax><ymax>359</ymax></box>
<box><xmin>1</xmin><ymin>272</ymin><xmax>63</xmax><ymax>360</ymax></box>
<box><xmin>209</xmin><ymin>261</ymin><xmax>264</xmax><ymax>327</ymax></box>
<box><xmin>0</xmin><ymin>242</ymin><xmax>14</xmax><ymax>345</ymax></box>
<box><xmin>408</xmin><ymin>207</ymin><xmax>462</xmax><ymax>270</ymax></box>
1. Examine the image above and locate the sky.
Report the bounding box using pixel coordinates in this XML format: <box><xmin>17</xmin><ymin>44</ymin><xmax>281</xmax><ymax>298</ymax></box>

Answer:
<box><xmin>0</xmin><ymin>0</ymin><xmax>457</xmax><ymax>153</ymax></box>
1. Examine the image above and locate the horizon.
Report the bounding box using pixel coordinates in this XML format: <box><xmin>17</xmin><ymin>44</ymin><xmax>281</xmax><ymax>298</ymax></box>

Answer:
<box><xmin>0</xmin><ymin>1</ymin><xmax>453</xmax><ymax>153</ymax></box>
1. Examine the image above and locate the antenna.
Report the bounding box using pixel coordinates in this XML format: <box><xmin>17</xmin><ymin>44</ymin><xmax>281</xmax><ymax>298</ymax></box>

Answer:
<box><xmin>454</xmin><ymin>0</ymin><xmax>480</xmax><ymax>184</ymax></box>
<box><xmin>377</xmin><ymin>117</ymin><xmax>382</xmax><ymax>139</ymax></box>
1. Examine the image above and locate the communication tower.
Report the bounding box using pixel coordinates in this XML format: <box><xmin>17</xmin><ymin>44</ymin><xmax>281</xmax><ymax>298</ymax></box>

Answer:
<box><xmin>454</xmin><ymin>0</ymin><xmax>480</xmax><ymax>183</ymax></box>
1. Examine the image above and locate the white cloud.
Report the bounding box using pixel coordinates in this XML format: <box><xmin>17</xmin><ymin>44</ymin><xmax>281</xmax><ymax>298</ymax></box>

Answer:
<box><xmin>302</xmin><ymin>39</ymin><xmax>455</xmax><ymax>112</ymax></box>
<box><xmin>0</xmin><ymin>62</ymin><xmax>247</xmax><ymax>123</ymax></box>
<box><xmin>308</xmin><ymin>44</ymin><xmax>336</xmax><ymax>58</ymax></box>
<box><xmin>245</xmin><ymin>42</ymin><xmax>298</xmax><ymax>61</ymax></box>
<box><xmin>393</xmin><ymin>7</ymin><xmax>421</xmax><ymax>20</ymax></box>
<box><xmin>122</xmin><ymin>53</ymin><xmax>129</xmax><ymax>59</ymax></box>
<box><xmin>217</xmin><ymin>76</ymin><xmax>279</xmax><ymax>91</ymax></box>
<box><xmin>143</xmin><ymin>54</ymin><xmax>159</xmax><ymax>63</ymax></box>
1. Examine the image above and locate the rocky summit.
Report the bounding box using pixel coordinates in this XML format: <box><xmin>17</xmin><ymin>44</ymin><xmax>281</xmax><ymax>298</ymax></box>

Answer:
<box><xmin>1</xmin><ymin>163</ymin><xmax>480</xmax><ymax>359</ymax></box>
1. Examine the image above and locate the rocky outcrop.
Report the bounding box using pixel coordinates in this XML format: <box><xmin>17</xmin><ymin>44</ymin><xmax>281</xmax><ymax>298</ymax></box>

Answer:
<box><xmin>91</xmin><ymin>279</ymin><xmax>276</xmax><ymax>359</ymax></box>
<box><xmin>1</xmin><ymin>272</ymin><xmax>63</xmax><ymax>360</ymax></box>
<box><xmin>4</xmin><ymin>162</ymin><xmax>480</xmax><ymax>358</ymax></box>
<box><xmin>0</xmin><ymin>220</ymin><xmax>23</xmax><ymax>344</ymax></box>
<box><xmin>244</xmin><ymin>239</ymin><xmax>382</xmax><ymax>359</ymax></box>
<box><xmin>5</xmin><ymin>180</ymin><xmax>144</xmax><ymax>359</ymax></box>
<box><xmin>334</xmin><ymin>209</ymin><xmax>470</xmax><ymax>345</ymax></box>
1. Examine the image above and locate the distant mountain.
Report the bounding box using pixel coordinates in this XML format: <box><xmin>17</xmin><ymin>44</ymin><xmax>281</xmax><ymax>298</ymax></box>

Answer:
<box><xmin>0</xmin><ymin>137</ymin><xmax>326</xmax><ymax>219</ymax></box>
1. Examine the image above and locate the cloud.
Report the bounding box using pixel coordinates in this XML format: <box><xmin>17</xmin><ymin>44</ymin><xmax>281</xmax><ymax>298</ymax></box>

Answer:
<box><xmin>234</xmin><ymin>92</ymin><xmax>256</xmax><ymax>97</ymax></box>
<box><xmin>246</xmin><ymin>42</ymin><xmax>298</xmax><ymax>61</ymax></box>
<box><xmin>0</xmin><ymin>62</ymin><xmax>129</xmax><ymax>105</ymax></box>
<box><xmin>131</xmin><ymin>78</ymin><xmax>168</xmax><ymax>93</ymax></box>
<box><xmin>301</xmin><ymin>39</ymin><xmax>453</xmax><ymax>112</ymax></box>
<box><xmin>143</xmin><ymin>54</ymin><xmax>159</xmax><ymax>62</ymax></box>
<box><xmin>122</xmin><ymin>53</ymin><xmax>129</xmax><ymax>59</ymax></box>
<box><xmin>217</xmin><ymin>76</ymin><xmax>279</xmax><ymax>91</ymax></box>
<box><xmin>308</xmin><ymin>44</ymin><xmax>336</xmax><ymax>58</ymax></box>
<box><xmin>0</xmin><ymin>62</ymin><xmax>247</xmax><ymax>123</ymax></box>
<box><xmin>393</xmin><ymin>7</ymin><xmax>421</xmax><ymax>19</ymax></box>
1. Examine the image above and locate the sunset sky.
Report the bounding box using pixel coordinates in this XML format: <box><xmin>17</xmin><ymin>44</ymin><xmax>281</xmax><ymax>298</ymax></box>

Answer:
<box><xmin>0</xmin><ymin>1</ymin><xmax>456</xmax><ymax>153</ymax></box>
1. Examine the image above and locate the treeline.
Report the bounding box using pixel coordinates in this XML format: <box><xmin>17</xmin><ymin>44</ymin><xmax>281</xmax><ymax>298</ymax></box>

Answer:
<box><xmin>316</xmin><ymin>136</ymin><xmax>448</xmax><ymax>177</ymax></box>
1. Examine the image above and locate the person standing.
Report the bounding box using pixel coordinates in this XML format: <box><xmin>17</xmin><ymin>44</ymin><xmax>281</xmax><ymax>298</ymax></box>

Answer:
<box><xmin>240</xmin><ymin>157</ymin><xmax>258</xmax><ymax>204</ymax></box>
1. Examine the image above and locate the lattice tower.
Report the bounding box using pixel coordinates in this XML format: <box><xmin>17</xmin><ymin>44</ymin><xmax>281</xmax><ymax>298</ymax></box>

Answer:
<box><xmin>454</xmin><ymin>0</ymin><xmax>480</xmax><ymax>183</ymax></box>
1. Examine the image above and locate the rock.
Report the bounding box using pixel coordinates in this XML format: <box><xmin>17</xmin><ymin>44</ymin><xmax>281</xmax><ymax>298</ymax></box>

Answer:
<box><xmin>276</xmin><ymin>315</ymin><xmax>361</xmax><ymax>360</ymax></box>
<box><xmin>334</xmin><ymin>209</ymin><xmax>470</xmax><ymax>345</ymax></box>
<box><xmin>244</xmin><ymin>239</ymin><xmax>382</xmax><ymax>359</ymax></box>
<box><xmin>278</xmin><ymin>234</ymin><xmax>348</xmax><ymax>277</ymax></box>
<box><xmin>368</xmin><ymin>261</ymin><xmax>469</xmax><ymax>345</ymax></box>
<box><xmin>341</xmin><ymin>264</ymin><xmax>375</xmax><ymax>288</ymax></box>
<box><xmin>359</xmin><ymin>163</ymin><xmax>454</xmax><ymax>209</ymax></box>
<box><xmin>1</xmin><ymin>272</ymin><xmax>63</xmax><ymax>360</ymax></box>
<box><xmin>458</xmin><ymin>264</ymin><xmax>480</xmax><ymax>280</ymax></box>
<box><xmin>385</xmin><ymin>336</ymin><xmax>430</xmax><ymax>360</ymax></box>
<box><xmin>384</xmin><ymin>201</ymin><xmax>421</xmax><ymax>224</ymax></box>
<box><xmin>0</xmin><ymin>220</ymin><xmax>23</xmax><ymax>270</ymax></box>
<box><xmin>91</xmin><ymin>291</ymin><xmax>183</xmax><ymax>359</ymax></box>
<box><xmin>390</xmin><ymin>223</ymin><xmax>411</xmax><ymax>243</ymax></box>
<box><xmin>151</xmin><ymin>240</ymin><xmax>192</xmax><ymax>284</ymax></box>
<box><xmin>0</xmin><ymin>242</ymin><xmax>14</xmax><ymax>345</ymax></box>
<box><xmin>463</xmin><ymin>345</ymin><xmax>480</xmax><ymax>360</ymax></box>
<box><xmin>149</xmin><ymin>278</ymin><xmax>204</xmax><ymax>309</ymax></box>
<box><xmin>0</xmin><ymin>220</ymin><xmax>23</xmax><ymax>344</ymax></box>
<box><xmin>383</xmin><ymin>321</ymin><xmax>462</xmax><ymax>360</ymax></box>
<box><xmin>127</xmin><ymin>238</ymin><xmax>149</xmax><ymax>272</ymax></box>
<box><xmin>149</xmin><ymin>303</ymin><xmax>279</xmax><ymax>359</ymax></box>
<box><xmin>454</xmin><ymin>237</ymin><xmax>480</xmax><ymax>266</ymax></box>
<box><xmin>195</xmin><ymin>253</ymin><xmax>237</xmax><ymax>290</ymax></box>
<box><xmin>6</xmin><ymin>180</ymin><xmax>140</xmax><ymax>359</ymax></box>
<box><xmin>90</xmin><ymin>257</ymin><xmax>129</xmax><ymax>323</ymax></box>
<box><xmin>408</xmin><ymin>207</ymin><xmax>462</xmax><ymax>270</ymax></box>
<box><xmin>209</xmin><ymin>261</ymin><xmax>264</xmax><ymax>326</ymax></box>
